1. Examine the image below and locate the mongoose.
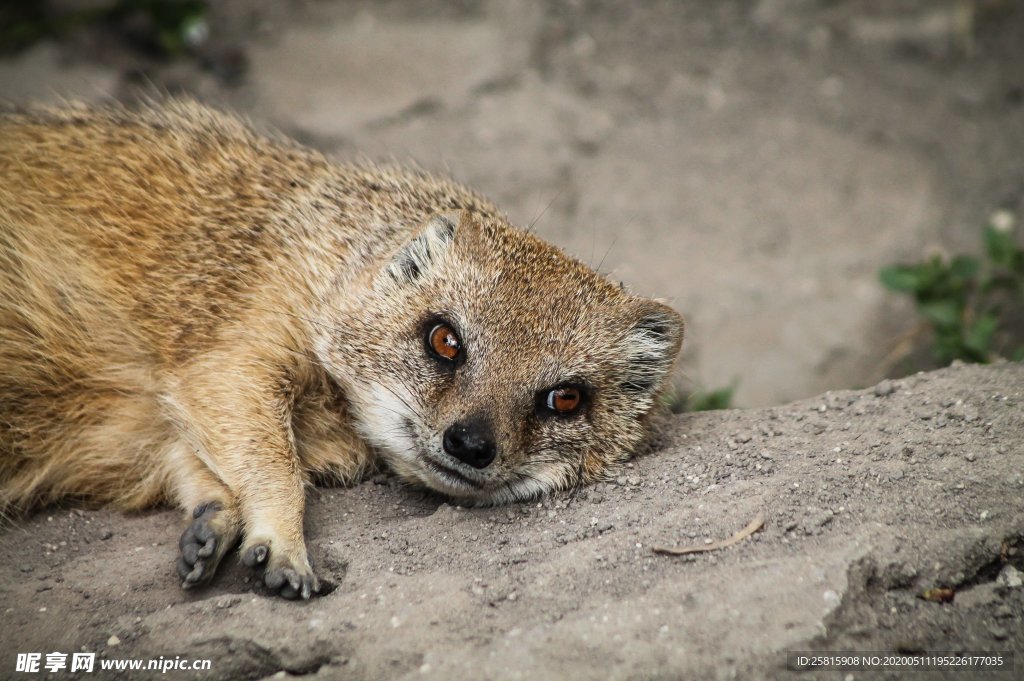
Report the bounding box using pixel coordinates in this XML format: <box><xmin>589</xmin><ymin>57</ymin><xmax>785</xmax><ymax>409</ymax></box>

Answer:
<box><xmin>0</xmin><ymin>100</ymin><xmax>684</xmax><ymax>599</ymax></box>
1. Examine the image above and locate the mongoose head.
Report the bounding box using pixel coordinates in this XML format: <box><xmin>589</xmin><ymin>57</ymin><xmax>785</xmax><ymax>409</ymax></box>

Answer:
<box><xmin>315</xmin><ymin>211</ymin><xmax>683</xmax><ymax>504</ymax></box>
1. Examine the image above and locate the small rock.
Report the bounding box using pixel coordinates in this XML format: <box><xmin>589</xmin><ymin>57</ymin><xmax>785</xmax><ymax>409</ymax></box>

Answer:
<box><xmin>964</xmin><ymin>452</ymin><xmax>977</xmax><ymax>462</ymax></box>
<box><xmin>100</xmin><ymin>529</ymin><xmax>113</xmax><ymax>540</ymax></box>
<box><xmin>996</xmin><ymin>565</ymin><xmax>1022</xmax><ymax>589</ymax></box>
<box><xmin>988</xmin><ymin>625</ymin><xmax>1008</xmax><ymax>640</ymax></box>
<box><xmin>107</xmin><ymin>635</ymin><xmax>121</xmax><ymax>647</ymax></box>
<box><xmin>874</xmin><ymin>380</ymin><xmax>896</xmax><ymax>397</ymax></box>
<box><xmin>215</xmin><ymin>596</ymin><xmax>239</xmax><ymax>609</ymax></box>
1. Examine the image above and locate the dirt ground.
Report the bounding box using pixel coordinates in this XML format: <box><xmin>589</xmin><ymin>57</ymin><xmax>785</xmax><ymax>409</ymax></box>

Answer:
<box><xmin>2</xmin><ymin>1</ymin><xmax>1023</xmax><ymax>679</ymax></box>
<box><xmin>1</xmin><ymin>364</ymin><xmax>1021</xmax><ymax>680</ymax></box>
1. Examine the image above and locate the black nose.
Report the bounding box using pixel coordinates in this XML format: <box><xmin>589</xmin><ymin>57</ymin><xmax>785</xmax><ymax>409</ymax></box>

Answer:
<box><xmin>442</xmin><ymin>419</ymin><xmax>497</xmax><ymax>469</ymax></box>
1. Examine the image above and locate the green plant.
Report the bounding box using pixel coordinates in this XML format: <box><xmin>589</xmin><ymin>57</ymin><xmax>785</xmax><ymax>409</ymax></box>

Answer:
<box><xmin>880</xmin><ymin>211</ymin><xmax>1024</xmax><ymax>365</ymax></box>
<box><xmin>0</xmin><ymin>0</ymin><xmax>208</xmax><ymax>57</ymax></box>
<box><xmin>662</xmin><ymin>381</ymin><xmax>737</xmax><ymax>413</ymax></box>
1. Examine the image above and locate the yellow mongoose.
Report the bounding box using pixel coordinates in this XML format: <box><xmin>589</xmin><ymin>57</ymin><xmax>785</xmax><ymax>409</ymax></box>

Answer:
<box><xmin>0</xmin><ymin>100</ymin><xmax>683</xmax><ymax>599</ymax></box>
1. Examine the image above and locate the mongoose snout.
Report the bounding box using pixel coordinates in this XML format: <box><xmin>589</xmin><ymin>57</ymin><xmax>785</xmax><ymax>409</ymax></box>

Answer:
<box><xmin>441</xmin><ymin>418</ymin><xmax>498</xmax><ymax>470</ymax></box>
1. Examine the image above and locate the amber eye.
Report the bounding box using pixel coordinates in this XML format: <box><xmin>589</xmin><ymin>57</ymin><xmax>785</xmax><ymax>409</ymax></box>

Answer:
<box><xmin>545</xmin><ymin>386</ymin><xmax>582</xmax><ymax>415</ymax></box>
<box><xmin>427</xmin><ymin>323</ymin><xmax>461</xmax><ymax>362</ymax></box>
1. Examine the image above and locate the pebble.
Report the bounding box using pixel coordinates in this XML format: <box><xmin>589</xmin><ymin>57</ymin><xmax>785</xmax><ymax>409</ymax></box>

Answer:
<box><xmin>874</xmin><ymin>380</ymin><xmax>896</xmax><ymax>397</ymax></box>
<box><xmin>997</xmin><ymin>565</ymin><xmax>1022</xmax><ymax>589</ymax></box>
<box><xmin>964</xmin><ymin>452</ymin><xmax>977</xmax><ymax>462</ymax></box>
<box><xmin>107</xmin><ymin>635</ymin><xmax>121</xmax><ymax>647</ymax></box>
<box><xmin>100</xmin><ymin>530</ymin><xmax>113</xmax><ymax>540</ymax></box>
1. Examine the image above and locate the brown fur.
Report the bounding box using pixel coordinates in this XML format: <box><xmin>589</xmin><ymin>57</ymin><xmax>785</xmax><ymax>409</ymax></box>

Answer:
<box><xmin>0</xmin><ymin>100</ymin><xmax>683</xmax><ymax>598</ymax></box>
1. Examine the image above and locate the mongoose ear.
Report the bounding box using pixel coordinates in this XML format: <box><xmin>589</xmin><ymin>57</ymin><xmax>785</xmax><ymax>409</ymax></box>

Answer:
<box><xmin>382</xmin><ymin>212</ymin><xmax>460</xmax><ymax>287</ymax></box>
<box><xmin>621</xmin><ymin>300</ymin><xmax>685</xmax><ymax>395</ymax></box>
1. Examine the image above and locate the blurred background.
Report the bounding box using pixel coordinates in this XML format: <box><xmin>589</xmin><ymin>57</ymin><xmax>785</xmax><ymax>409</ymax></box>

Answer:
<box><xmin>2</xmin><ymin>0</ymin><xmax>1022</xmax><ymax>407</ymax></box>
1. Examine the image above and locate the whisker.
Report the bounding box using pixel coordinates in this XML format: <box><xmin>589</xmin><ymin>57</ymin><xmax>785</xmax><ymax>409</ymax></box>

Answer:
<box><xmin>527</xmin><ymin>188</ymin><xmax>563</xmax><ymax>235</ymax></box>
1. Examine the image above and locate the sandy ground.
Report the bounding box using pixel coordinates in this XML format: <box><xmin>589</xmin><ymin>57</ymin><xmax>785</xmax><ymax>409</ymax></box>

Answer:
<box><xmin>2</xmin><ymin>2</ymin><xmax>1023</xmax><ymax>679</ymax></box>
<box><xmin>1</xmin><ymin>363</ymin><xmax>1021</xmax><ymax>680</ymax></box>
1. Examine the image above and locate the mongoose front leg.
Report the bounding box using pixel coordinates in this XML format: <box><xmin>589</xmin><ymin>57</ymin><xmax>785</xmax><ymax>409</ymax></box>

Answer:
<box><xmin>178</xmin><ymin>500</ymin><xmax>241</xmax><ymax>586</ymax></box>
<box><xmin>168</xmin><ymin>351</ymin><xmax>319</xmax><ymax>600</ymax></box>
<box><xmin>167</xmin><ymin>443</ymin><xmax>243</xmax><ymax>587</ymax></box>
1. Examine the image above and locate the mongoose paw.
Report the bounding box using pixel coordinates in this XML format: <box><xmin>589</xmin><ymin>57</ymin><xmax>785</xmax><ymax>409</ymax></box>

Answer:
<box><xmin>177</xmin><ymin>502</ymin><xmax>236</xmax><ymax>588</ymax></box>
<box><xmin>242</xmin><ymin>541</ymin><xmax>320</xmax><ymax>600</ymax></box>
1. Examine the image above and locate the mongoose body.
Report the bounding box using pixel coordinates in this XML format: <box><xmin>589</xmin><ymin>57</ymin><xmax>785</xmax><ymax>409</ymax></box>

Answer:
<box><xmin>0</xmin><ymin>101</ymin><xmax>683</xmax><ymax>599</ymax></box>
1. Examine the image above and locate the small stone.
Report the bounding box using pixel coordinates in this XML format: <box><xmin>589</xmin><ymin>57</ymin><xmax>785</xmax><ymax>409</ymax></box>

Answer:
<box><xmin>874</xmin><ymin>380</ymin><xmax>896</xmax><ymax>397</ymax></box>
<box><xmin>989</xmin><ymin>625</ymin><xmax>1009</xmax><ymax>640</ymax></box>
<box><xmin>965</xmin><ymin>452</ymin><xmax>977</xmax><ymax>462</ymax></box>
<box><xmin>107</xmin><ymin>635</ymin><xmax>121</xmax><ymax>647</ymax></box>
<box><xmin>100</xmin><ymin>529</ymin><xmax>113</xmax><ymax>540</ymax></box>
<box><xmin>996</xmin><ymin>565</ymin><xmax>1022</xmax><ymax>589</ymax></box>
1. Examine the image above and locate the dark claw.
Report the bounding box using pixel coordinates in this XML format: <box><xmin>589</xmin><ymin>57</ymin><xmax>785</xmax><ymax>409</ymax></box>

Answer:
<box><xmin>242</xmin><ymin>544</ymin><xmax>269</xmax><ymax>568</ymax></box>
<box><xmin>264</xmin><ymin>567</ymin><xmax>287</xmax><ymax>590</ymax></box>
<box><xmin>197</xmin><ymin>536</ymin><xmax>216</xmax><ymax>558</ymax></box>
<box><xmin>266</xmin><ymin>569</ymin><xmax>319</xmax><ymax>600</ymax></box>
<box><xmin>177</xmin><ymin>502</ymin><xmax>224</xmax><ymax>588</ymax></box>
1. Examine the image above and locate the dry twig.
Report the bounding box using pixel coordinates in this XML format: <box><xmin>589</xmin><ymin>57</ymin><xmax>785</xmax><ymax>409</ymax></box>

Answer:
<box><xmin>653</xmin><ymin>513</ymin><xmax>765</xmax><ymax>556</ymax></box>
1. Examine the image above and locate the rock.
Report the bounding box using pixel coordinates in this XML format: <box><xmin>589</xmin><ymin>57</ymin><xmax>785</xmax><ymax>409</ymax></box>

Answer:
<box><xmin>874</xmin><ymin>380</ymin><xmax>896</xmax><ymax>397</ymax></box>
<box><xmin>996</xmin><ymin>565</ymin><xmax>1022</xmax><ymax>589</ymax></box>
<box><xmin>248</xmin><ymin>13</ymin><xmax>529</xmax><ymax>136</ymax></box>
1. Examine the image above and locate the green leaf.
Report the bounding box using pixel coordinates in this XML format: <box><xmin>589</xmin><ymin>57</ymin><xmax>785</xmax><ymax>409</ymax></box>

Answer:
<box><xmin>963</xmin><ymin>313</ymin><xmax>998</xmax><ymax>360</ymax></box>
<box><xmin>985</xmin><ymin>225</ymin><xmax>1018</xmax><ymax>267</ymax></box>
<box><xmin>687</xmin><ymin>385</ymin><xmax>736</xmax><ymax>412</ymax></box>
<box><xmin>948</xmin><ymin>255</ymin><xmax>980</xmax><ymax>280</ymax></box>
<box><xmin>919</xmin><ymin>300</ymin><xmax>961</xmax><ymax>327</ymax></box>
<box><xmin>880</xmin><ymin>265</ymin><xmax>922</xmax><ymax>292</ymax></box>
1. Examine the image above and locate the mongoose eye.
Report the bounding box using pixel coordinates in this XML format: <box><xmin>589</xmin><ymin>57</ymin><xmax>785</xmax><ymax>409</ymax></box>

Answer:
<box><xmin>427</xmin><ymin>323</ymin><xmax>461</xmax><ymax>362</ymax></box>
<box><xmin>541</xmin><ymin>386</ymin><xmax>586</xmax><ymax>416</ymax></box>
